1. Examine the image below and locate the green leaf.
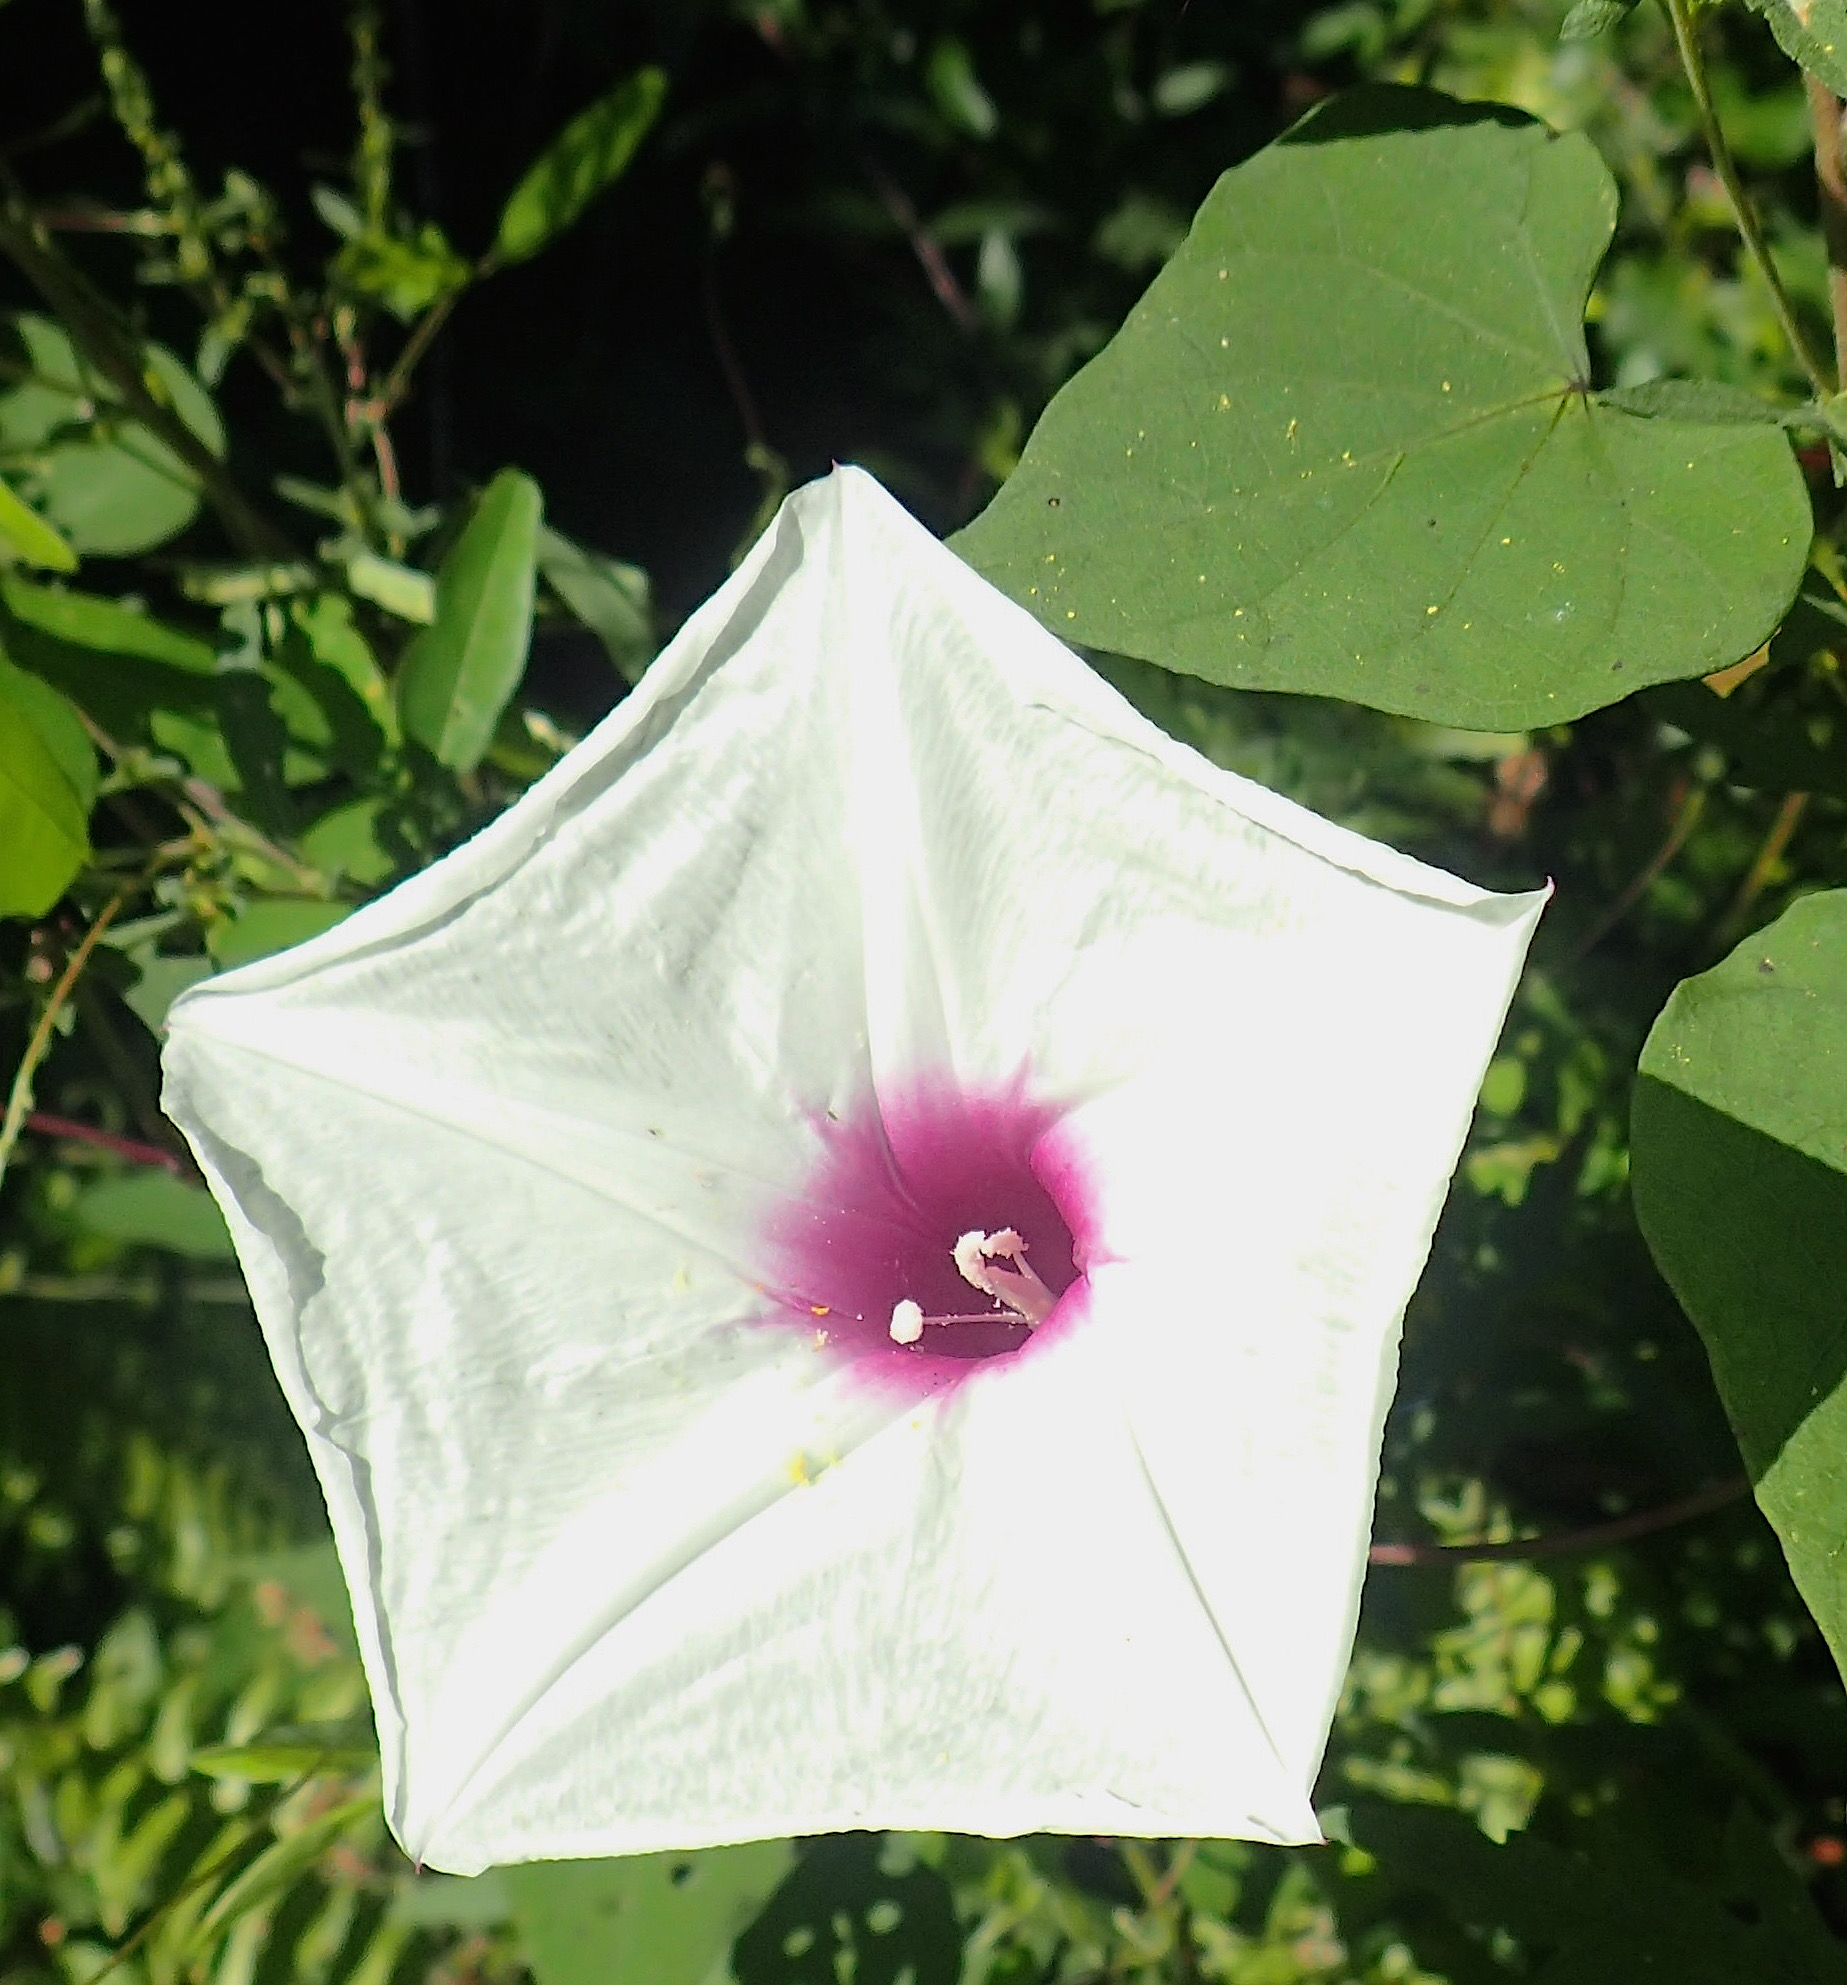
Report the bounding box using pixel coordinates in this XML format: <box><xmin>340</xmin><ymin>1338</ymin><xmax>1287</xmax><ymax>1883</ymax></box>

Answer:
<box><xmin>1355</xmin><ymin>1801</ymin><xmax>1847</xmax><ymax>1982</ymax></box>
<box><xmin>397</xmin><ymin>469</ymin><xmax>542</xmax><ymax>770</ymax></box>
<box><xmin>493</xmin><ymin>69</ymin><xmax>667</xmax><ymax>267</ymax></box>
<box><xmin>71</xmin><ymin>1171</ymin><xmax>235</xmax><ymax>1262</ymax></box>
<box><xmin>1632</xmin><ymin>890</ymin><xmax>1847</xmax><ymax>1681</ymax></box>
<box><xmin>1</xmin><ymin>572</ymin><xmax>218</xmax><ymax>672</ymax></box>
<box><xmin>1559</xmin><ymin>0</ymin><xmax>1637</xmax><ymax>39</ymax></box>
<box><xmin>333</xmin><ymin>222</ymin><xmax>471</xmax><ymax>322</ymax></box>
<box><xmin>732</xmin><ymin>1836</ymin><xmax>962</xmax><ymax>1985</ymax></box>
<box><xmin>346</xmin><ymin>550</ymin><xmax>437</xmax><ymax>624</ymax></box>
<box><xmin>190</xmin><ymin>1719</ymin><xmax>377</xmax><ymax>1783</ymax></box>
<box><xmin>0</xmin><ymin>650</ymin><xmax>89</xmax><ymax>916</ymax></box>
<box><xmin>185</xmin><ymin>1795</ymin><xmax>376</xmax><ymax>1957</ymax></box>
<box><xmin>121</xmin><ymin>943</ymin><xmax>212</xmax><ymax>1034</ymax></box>
<box><xmin>1747</xmin><ymin>0</ymin><xmax>1847</xmax><ymax>97</ymax></box>
<box><xmin>926</xmin><ymin>38</ymin><xmax>999</xmax><ymax>140</ymax></box>
<box><xmin>208</xmin><ymin>898</ymin><xmax>352</xmax><ymax>969</ymax></box>
<box><xmin>537</xmin><ymin>522</ymin><xmax>654</xmax><ymax>681</ymax></box>
<box><xmin>952</xmin><ymin>87</ymin><xmax>1812</xmax><ymax>730</ymax></box>
<box><xmin>0</xmin><ymin>314</ymin><xmax>226</xmax><ymax>556</ymax></box>
<box><xmin>0</xmin><ymin>473</ymin><xmax>77</xmax><ymax>571</ymax></box>
<box><xmin>508</xmin><ymin>1846</ymin><xmax>793</xmax><ymax>1985</ymax></box>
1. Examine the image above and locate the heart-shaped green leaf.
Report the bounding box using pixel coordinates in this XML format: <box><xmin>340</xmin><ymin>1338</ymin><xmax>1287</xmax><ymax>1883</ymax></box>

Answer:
<box><xmin>953</xmin><ymin>87</ymin><xmax>1811</xmax><ymax>731</ymax></box>
<box><xmin>1633</xmin><ymin>890</ymin><xmax>1847</xmax><ymax>1681</ymax></box>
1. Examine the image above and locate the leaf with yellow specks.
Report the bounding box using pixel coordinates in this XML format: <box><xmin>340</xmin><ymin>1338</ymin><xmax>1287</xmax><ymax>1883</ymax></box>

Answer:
<box><xmin>953</xmin><ymin>86</ymin><xmax>1811</xmax><ymax>730</ymax></box>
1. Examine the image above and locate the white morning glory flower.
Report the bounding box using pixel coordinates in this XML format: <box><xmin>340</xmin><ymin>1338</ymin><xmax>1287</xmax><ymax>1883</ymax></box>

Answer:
<box><xmin>162</xmin><ymin>467</ymin><xmax>1545</xmax><ymax>1874</ymax></box>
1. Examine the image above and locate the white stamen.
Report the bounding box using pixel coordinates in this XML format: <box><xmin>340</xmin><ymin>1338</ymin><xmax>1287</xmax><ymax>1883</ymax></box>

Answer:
<box><xmin>951</xmin><ymin>1227</ymin><xmax>1057</xmax><ymax>1325</ymax></box>
<box><xmin>888</xmin><ymin>1298</ymin><xmax>924</xmax><ymax>1345</ymax></box>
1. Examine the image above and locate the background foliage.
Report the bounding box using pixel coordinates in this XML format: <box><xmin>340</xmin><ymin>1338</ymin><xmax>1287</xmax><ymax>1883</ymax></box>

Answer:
<box><xmin>4</xmin><ymin>0</ymin><xmax>1847</xmax><ymax>1979</ymax></box>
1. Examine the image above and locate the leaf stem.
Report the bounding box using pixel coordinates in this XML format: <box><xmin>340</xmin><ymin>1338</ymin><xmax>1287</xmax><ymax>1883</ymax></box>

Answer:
<box><xmin>0</xmin><ymin>886</ymin><xmax>132</xmax><ymax>1194</ymax></box>
<box><xmin>1368</xmin><ymin>1475</ymin><xmax>1750</xmax><ymax>1565</ymax></box>
<box><xmin>1663</xmin><ymin>0</ymin><xmax>1835</xmax><ymax>395</ymax></box>
<box><xmin>1808</xmin><ymin>76</ymin><xmax>1847</xmax><ymax>392</ymax></box>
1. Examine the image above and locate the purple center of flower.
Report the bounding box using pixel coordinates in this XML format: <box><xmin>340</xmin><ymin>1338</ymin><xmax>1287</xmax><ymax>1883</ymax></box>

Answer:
<box><xmin>762</xmin><ymin>1076</ymin><xmax>1094</xmax><ymax>1392</ymax></box>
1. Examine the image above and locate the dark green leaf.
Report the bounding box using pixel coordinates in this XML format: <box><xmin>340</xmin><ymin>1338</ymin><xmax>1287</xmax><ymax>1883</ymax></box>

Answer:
<box><xmin>1356</xmin><ymin>1801</ymin><xmax>1847</xmax><ymax>1982</ymax></box>
<box><xmin>537</xmin><ymin>523</ymin><xmax>653</xmax><ymax>681</ymax></box>
<box><xmin>493</xmin><ymin>69</ymin><xmax>667</xmax><ymax>267</ymax></box>
<box><xmin>926</xmin><ymin>39</ymin><xmax>998</xmax><ymax>140</ymax></box>
<box><xmin>397</xmin><ymin>469</ymin><xmax>542</xmax><ymax>770</ymax></box>
<box><xmin>185</xmin><ymin>1795</ymin><xmax>376</xmax><ymax>1956</ymax></box>
<box><xmin>1632</xmin><ymin>890</ymin><xmax>1847</xmax><ymax>1680</ymax></box>
<box><xmin>0</xmin><ymin>314</ymin><xmax>225</xmax><ymax>556</ymax></box>
<box><xmin>506</xmin><ymin>1843</ymin><xmax>793</xmax><ymax>1985</ymax></box>
<box><xmin>0</xmin><ymin>650</ymin><xmax>89</xmax><ymax>916</ymax></box>
<box><xmin>952</xmin><ymin>87</ymin><xmax>1812</xmax><ymax>730</ymax></box>
<box><xmin>2</xmin><ymin>573</ymin><xmax>217</xmax><ymax>671</ymax></box>
<box><xmin>733</xmin><ymin>1837</ymin><xmax>962</xmax><ymax>1985</ymax></box>
<box><xmin>1747</xmin><ymin>0</ymin><xmax>1847</xmax><ymax>97</ymax></box>
<box><xmin>71</xmin><ymin>1172</ymin><xmax>235</xmax><ymax>1262</ymax></box>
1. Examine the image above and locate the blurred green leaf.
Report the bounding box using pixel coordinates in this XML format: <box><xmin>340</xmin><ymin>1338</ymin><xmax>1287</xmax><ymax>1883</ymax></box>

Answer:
<box><xmin>398</xmin><ymin>468</ymin><xmax>542</xmax><ymax>770</ymax></box>
<box><xmin>346</xmin><ymin>550</ymin><xmax>437</xmax><ymax>624</ymax></box>
<box><xmin>493</xmin><ymin>69</ymin><xmax>667</xmax><ymax>267</ymax></box>
<box><xmin>954</xmin><ymin>86</ymin><xmax>1811</xmax><ymax>730</ymax></box>
<box><xmin>190</xmin><ymin>1719</ymin><xmax>377</xmax><ymax>1783</ymax></box>
<box><xmin>507</xmin><ymin>1843</ymin><xmax>794</xmax><ymax>1985</ymax></box>
<box><xmin>72</xmin><ymin>1172</ymin><xmax>235</xmax><ymax>1262</ymax></box>
<box><xmin>0</xmin><ymin>649</ymin><xmax>89</xmax><ymax>916</ymax></box>
<box><xmin>1559</xmin><ymin>0</ymin><xmax>1637</xmax><ymax>39</ymax></box>
<box><xmin>537</xmin><ymin>523</ymin><xmax>653</xmax><ymax>681</ymax></box>
<box><xmin>0</xmin><ymin>314</ymin><xmax>226</xmax><ymax>556</ymax></box>
<box><xmin>2</xmin><ymin>572</ymin><xmax>218</xmax><ymax>671</ymax></box>
<box><xmin>185</xmin><ymin>1794</ymin><xmax>376</xmax><ymax>1958</ymax></box>
<box><xmin>293</xmin><ymin>594</ymin><xmax>398</xmax><ymax>745</ymax></box>
<box><xmin>0</xmin><ymin>472</ymin><xmax>77</xmax><ymax>571</ymax></box>
<box><xmin>1598</xmin><ymin>378</ymin><xmax>1794</xmax><ymax>424</ymax></box>
<box><xmin>300</xmin><ymin>796</ymin><xmax>398</xmax><ymax>886</ymax></box>
<box><xmin>926</xmin><ymin>38</ymin><xmax>998</xmax><ymax>140</ymax></box>
<box><xmin>334</xmin><ymin>222</ymin><xmax>471</xmax><ymax>322</ymax></box>
<box><xmin>1632</xmin><ymin>890</ymin><xmax>1847</xmax><ymax>1681</ymax></box>
<box><xmin>121</xmin><ymin>943</ymin><xmax>212</xmax><ymax>1033</ymax></box>
<box><xmin>1748</xmin><ymin>0</ymin><xmax>1847</xmax><ymax>97</ymax></box>
<box><xmin>207</xmin><ymin>898</ymin><xmax>352</xmax><ymax>969</ymax></box>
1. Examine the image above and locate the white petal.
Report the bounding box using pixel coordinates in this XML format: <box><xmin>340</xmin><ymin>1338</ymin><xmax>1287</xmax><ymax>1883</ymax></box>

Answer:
<box><xmin>164</xmin><ymin>466</ymin><xmax>1544</xmax><ymax>1870</ymax></box>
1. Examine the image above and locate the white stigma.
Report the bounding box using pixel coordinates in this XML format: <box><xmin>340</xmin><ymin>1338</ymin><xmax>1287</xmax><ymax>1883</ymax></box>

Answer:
<box><xmin>888</xmin><ymin>1298</ymin><xmax>924</xmax><ymax>1345</ymax></box>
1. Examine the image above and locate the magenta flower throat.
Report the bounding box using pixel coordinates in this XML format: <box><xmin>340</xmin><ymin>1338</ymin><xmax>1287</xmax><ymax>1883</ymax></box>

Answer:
<box><xmin>764</xmin><ymin>1076</ymin><xmax>1096</xmax><ymax>1385</ymax></box>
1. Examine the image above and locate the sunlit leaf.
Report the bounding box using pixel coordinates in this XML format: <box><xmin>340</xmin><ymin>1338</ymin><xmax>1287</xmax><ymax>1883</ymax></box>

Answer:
<box><xmin>208</xmin><ymin>898</ymin><xmax>352</xmax><ymax>969</ymax></box>
<box><xmin>537</xmin><ymin>523</ymin><xmax>653</xmax><ymax>681</ymax></box>
<box><xmin>0</xmin><ymin>650</ymin><xmax>89</xmax><ymax>917</ymax></box>
<box><xmin>953</xmin><ymin>87</ymin><xmax>1811</xmax><ymax>730</ymax></box>
<box><xmin>507</xmin><ymin>1844</ymin><xmax>794</xmax><ymax>1985</ymax></box>
<box><xmin>397</xmin><ymin>469</ymin><xmax>542</xmax><ymax>770</ymax></box>
<box><xmin>1747</xmin><ymin>0</ymin><xmax>1847</xmax><ymax>96</ymax></box>
<box><xmin>0</xmin><ymin>473</ymin><xmax>77</xmax><ymax>571</ymax></box>
<box><xmin>0</xmin><ymin>314</ymin><xmax>225</xmax><ymax>556</ymax></box>
<box><xmin>72</xmin><ymin>1171</ymin><xmax>235</xmax><ymax>1262</ymax></box>
<box><xmin>493</xmin><ymin>69</ymin><xmax>667</xmax><ymax>267</ymax></box>
<box><xmin>1632</xmin><ymin>889</ymin><xmax>1847</xmax><ymax>1682</ymax></box>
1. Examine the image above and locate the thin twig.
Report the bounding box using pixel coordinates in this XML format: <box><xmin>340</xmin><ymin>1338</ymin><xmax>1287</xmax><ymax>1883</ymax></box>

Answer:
<box><xmin>1664</xmin><ymin>0</ymin><xmax>1834</xmax><ymax>395</ymax></box>
<box><xmin>1807</xmin><ymin>76</ymin><xmax>1847</xmax><ymax>391</ymax></box>
<box><xmin>376</xmin><ymin>280</ymin><xmax>468</xmax><ymax>420</ymax></box>
<box><xmin>1570</xmin><ymin>776</ymin><xmax>1707</xmax><ymax>961</ymax></box>
<box><xmin>858</xmin><ymin>151</ymin><xmax>978</xmax><ymax>335</ymax></box>
<box><xmin>1715</xmin><ymin>788</ymin><xmax>1808</xmax><ymax>948</ymax></box>
<box><xmin>0</xmin><ymin>888</ymin><xmax>132</xmax><ymax>1192</ymax></box>
<box><xmin>1368</xmin><ymin>1476</ymin><xmax>1751</xmax><ymax>1566</ymax></box>
<box><xmin>23</xmin><ymin>1112</ymin><xmax>188</xmax><ymax>1176</ymax></box>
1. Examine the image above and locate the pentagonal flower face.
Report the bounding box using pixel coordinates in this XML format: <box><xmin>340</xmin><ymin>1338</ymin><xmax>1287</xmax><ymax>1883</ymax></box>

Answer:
<box><xmin>162</xmin><ymin>468</ymin><xmax>1545</xmax><ymax>1874</ymax></box>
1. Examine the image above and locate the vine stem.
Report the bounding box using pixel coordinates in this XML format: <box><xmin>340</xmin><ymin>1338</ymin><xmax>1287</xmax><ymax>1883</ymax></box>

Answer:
<box><xmin>0</xmin><ymin>887</ymin><xmax>132</xmax><ymax>1194</ymax></box>
<box><xmin>1808</xmin><ymin>75</ymin><xmax>1847</xmax><ymax>389</ymax></box>
<box><xmin>1368</xmin><ymin>1475</ymin><xmax>1750</xmax><ymax>1566</ymax></box>
<box><xmin>1663</xmin><ymin>0</ymin><xmax>1835</xmax><ymax>396</ymax></box>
